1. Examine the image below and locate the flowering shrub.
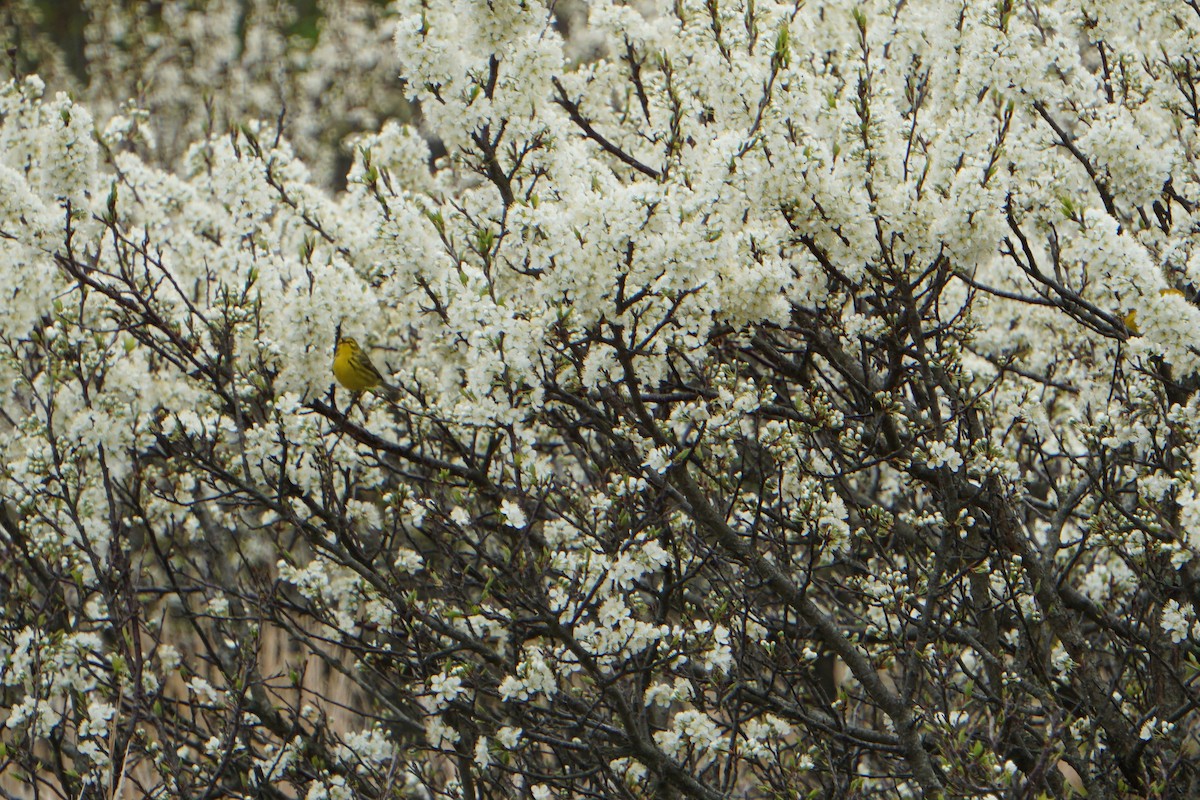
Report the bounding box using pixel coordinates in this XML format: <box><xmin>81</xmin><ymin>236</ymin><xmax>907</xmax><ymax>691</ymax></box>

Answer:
<box><xmin>2</xmin><ymin>0</ymin><xmax>1200</xmax><ymax>798</ymax></box>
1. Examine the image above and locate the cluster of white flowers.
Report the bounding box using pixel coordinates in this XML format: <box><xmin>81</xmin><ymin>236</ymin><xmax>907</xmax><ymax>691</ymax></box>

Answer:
<box><xmin>334</xmin><ymin>728</ymin><xmax>396</xmax><ymax>774</ymax></box>
<box><xmin>653</xmin><ymin>709</ymin><xmax>729</xmax><ymax>765</ymax></box>
<box><xmin>1161</xmin><ymin>599</ymin><xmax>1200</xmax><ymax>644</ymax></box>
<box><xmin>2</xmin><ymin>0</ymin><xmax>1200</xmax><ymax>796</ymax></box>
<box><xmin>498</xmin><ymin>645</ymin><xmax>562</xmax><ymax>702</ymax></box>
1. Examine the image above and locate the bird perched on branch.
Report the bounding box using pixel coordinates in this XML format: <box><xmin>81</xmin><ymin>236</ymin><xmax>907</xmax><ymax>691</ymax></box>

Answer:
<box><xmin>333</xmin><ymin>336</ymin><xmax>399</xmax><ymax>399</ymax></box>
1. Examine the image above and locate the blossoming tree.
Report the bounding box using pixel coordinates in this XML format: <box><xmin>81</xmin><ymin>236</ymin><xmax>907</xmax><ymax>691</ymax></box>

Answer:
<box><xmin>2</xmin><ymin>0</ymin><xmax>1200</xmax><ymax>797</ymax></box>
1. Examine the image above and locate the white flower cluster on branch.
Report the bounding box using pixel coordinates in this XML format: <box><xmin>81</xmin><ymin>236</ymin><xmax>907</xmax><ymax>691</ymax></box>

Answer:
<box><xmin>1</xmin><ymin>0</ymin><xmax>1200</xmax><ymax>798</ymax></box>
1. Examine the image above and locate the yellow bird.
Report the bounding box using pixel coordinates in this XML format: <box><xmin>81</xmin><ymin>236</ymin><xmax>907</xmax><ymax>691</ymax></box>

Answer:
<box><xmin>332</xmin><ymin>337</ymin><xmax>397</xmax><ymax>397</ymax></box>
<box><xmin>1123</xmin><ymin>288</ymin><xmax>1185</xmax><ymax>336</ymax></box>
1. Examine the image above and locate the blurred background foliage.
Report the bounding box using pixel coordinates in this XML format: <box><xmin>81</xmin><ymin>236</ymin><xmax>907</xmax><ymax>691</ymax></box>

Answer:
<box><xmin>2</xmin><ymin>0</ymin><xmax>410</xmax><ymax>190</ymax></box>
